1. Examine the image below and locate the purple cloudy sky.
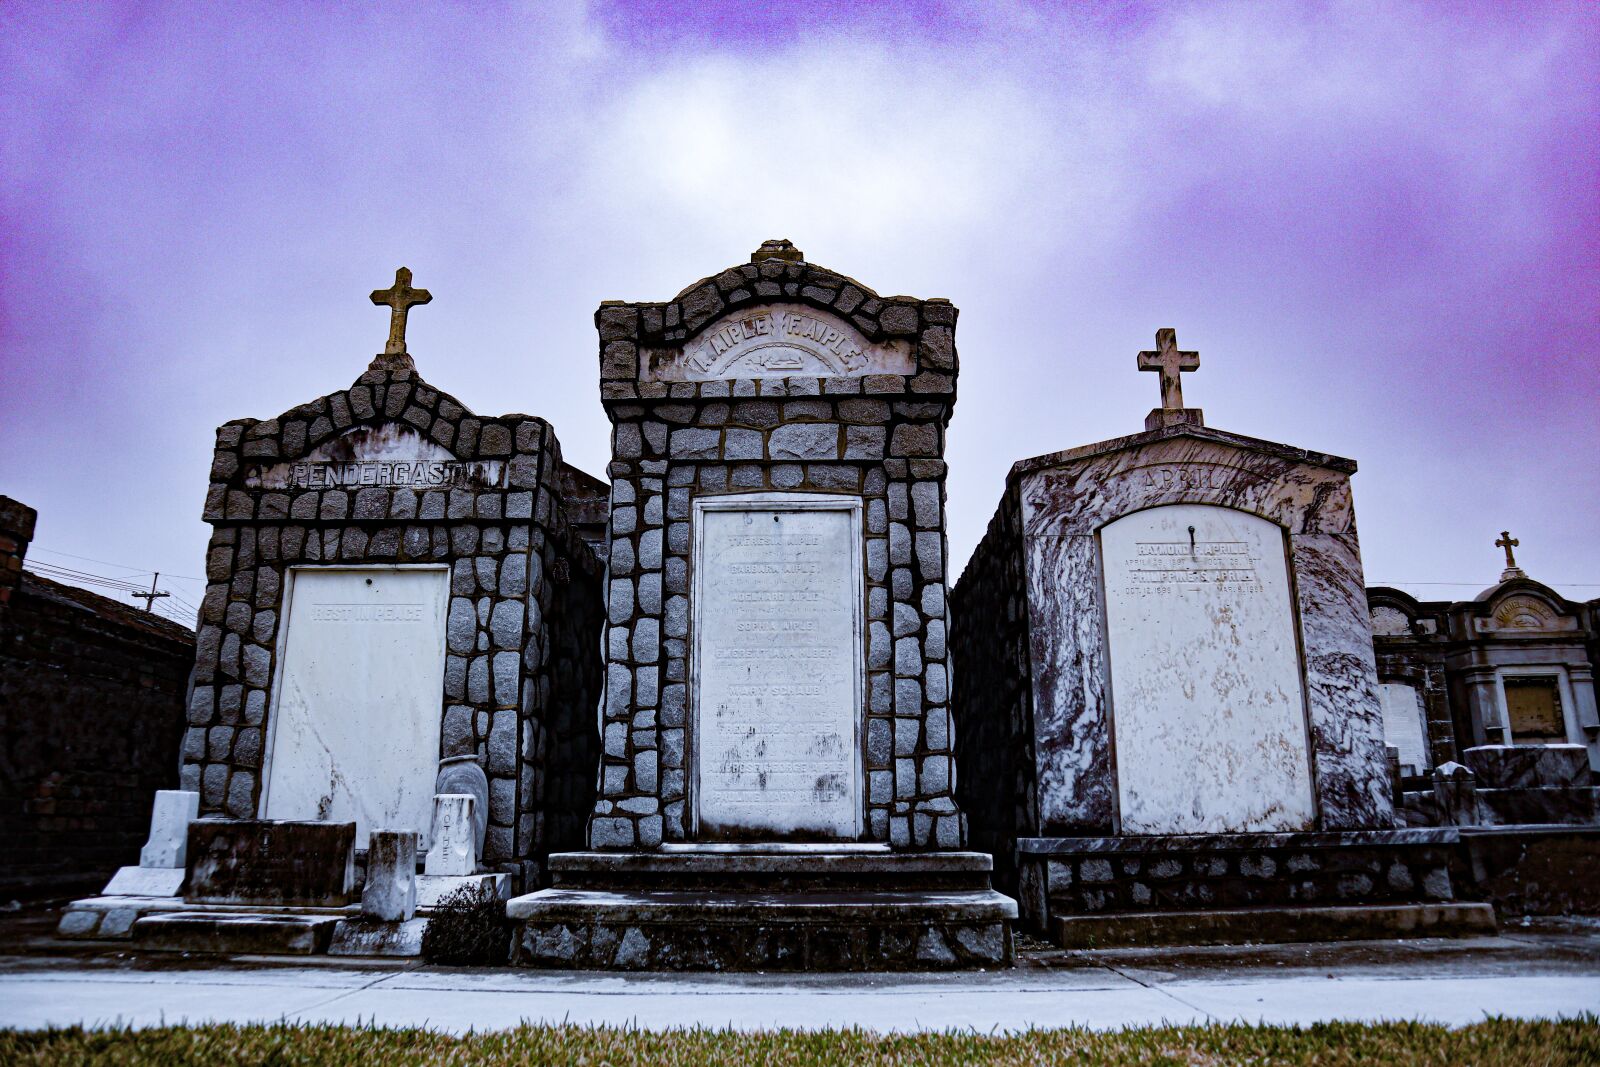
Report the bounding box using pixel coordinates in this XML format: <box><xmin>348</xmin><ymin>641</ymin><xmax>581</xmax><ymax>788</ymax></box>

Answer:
<box><xmin>1</xmin><ymin>1</ymin><xmax>1596</xmax><ymax>625</ymax></box>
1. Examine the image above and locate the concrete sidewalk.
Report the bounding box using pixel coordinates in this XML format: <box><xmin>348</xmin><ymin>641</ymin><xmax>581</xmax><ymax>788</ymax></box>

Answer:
<box><xmin>1</xmin><ymin>923</ymin><xmax>1596</xmax><ymax>1034</ymax></box>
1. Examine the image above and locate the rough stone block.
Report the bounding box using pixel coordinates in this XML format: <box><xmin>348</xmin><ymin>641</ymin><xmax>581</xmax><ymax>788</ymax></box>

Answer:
<box><xmin>185</xmin><ymin>820</ymin><xmax>356</xmax><ymax>907</ymax></box>
<box><xmin>362</xmin><ymin>829</ymin><xmax>419</xmax><ymax>922</ymax></box>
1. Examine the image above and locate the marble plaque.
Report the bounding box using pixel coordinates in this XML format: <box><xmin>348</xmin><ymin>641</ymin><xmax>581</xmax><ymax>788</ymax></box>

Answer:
<box><xmin>1101</xmin><ymin>503</ymin><xmax>1315</xmax><ymax>834</ymax></box>
<box><xmin>241</xmin><ymin>424</ymin><xmax>505</xmax><ymax>491</ymax></box>
<box><xmin>643</xmin><ymin>304</ymin><xmax>916</xmax><ymax>381</ymax></box>
<box><xmin>693</xmin><ymin>495</ymin><xmax>863</xmax><ymax>841</ymax></box>
<box><xmin>1379</xmin><ymin>682</ymin><xmax>1430</xmax><ymax>773</ymax></box>
<box><xmin>262</xmin><ymin>566</ymin><xmax>449</xmax><ymax>847</ymax></box>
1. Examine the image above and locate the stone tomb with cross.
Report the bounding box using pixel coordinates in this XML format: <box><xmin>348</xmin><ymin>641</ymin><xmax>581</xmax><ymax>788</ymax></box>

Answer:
<box><xmin>1370</xmin><ymin>536</ymin><xmax>1599</xmax><ymax>836</ymax></box>
<box><xmin>57</xmin><ymin>270</ymin><xmax>606</xmax><ymax>953</ymax></box>
<box><xmin>951</xmin><ymin>330</ymin><xmax>1493</xmax><ymax>947</ymax></box>
<box><xmin>506</xmin><ymin>241</ymin><xmax>1016</xmax><ymax>971</ymax></box>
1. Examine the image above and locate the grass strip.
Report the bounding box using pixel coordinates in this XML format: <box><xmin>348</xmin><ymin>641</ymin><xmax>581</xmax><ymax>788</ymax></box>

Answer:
<box><xmin>1</xmin><ymin>1017</ymin><xmax>1597</xmax><ymax>1066</ymax></box>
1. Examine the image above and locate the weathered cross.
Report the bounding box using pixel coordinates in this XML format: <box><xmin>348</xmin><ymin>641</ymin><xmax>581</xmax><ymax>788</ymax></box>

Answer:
<box><xmin>370</xmin><ymin>267</ymin><xmax>431</xmax><ymax>355</ymax></box>
<box><xmin>1137</xmin><ymin>328</ymin><xmax>1200</xmax><ymax>411</ymax></box>
<box><xmin>1496</xmin><ymin>531</ymin><xmax>1520</xmax><ymax>571</ymax></box>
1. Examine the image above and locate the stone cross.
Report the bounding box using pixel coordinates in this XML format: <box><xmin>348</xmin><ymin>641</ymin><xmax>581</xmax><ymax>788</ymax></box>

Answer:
<box><xmin>1137</xmin><ymin>328</ymin><xmax>1200</xmax><ymax>411</ymax></box>
<box><xmin>1496</xmin><ymin>530</ymin><xmax>1525</xmax><ymax>581</ymax></box>
<box><xmin>370</xmin><ymin>267</ymin><xmax>431</xmax><ymax>356</ymax></box>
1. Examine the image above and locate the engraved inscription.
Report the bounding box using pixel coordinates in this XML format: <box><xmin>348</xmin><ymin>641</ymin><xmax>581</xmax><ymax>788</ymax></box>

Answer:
<box><xmin>248</xmin><ymin>460</ymin><xmax>501</xmax><ymax>490</ymax></box>
<box><xmin>1124</xmin><ymin>540</ymin><xmax>1261</xmax><ymax>593</ymax></box>
<box><xmin>308</xmin><ymin>602</ymin><xmax>426</xmax><ymax>623</ymax></box>
<box><xmin>240</xmin><ymin>424</ymin><xmax>507</xmax><ymax>492</ymax></box>
<box><xmin>644</xmin><ymin>303</ymin><xmax>915</xmax><ymax>381</ymax></box>
<box><xmin>695</xmin><ymin>502</ymin><xmax>860</xmax><ymax>840</ymax></box>
<box><xmin>1134</xmin><ymin>464</ymin><xmax>1261</xmax><ymax>491</ymax></box>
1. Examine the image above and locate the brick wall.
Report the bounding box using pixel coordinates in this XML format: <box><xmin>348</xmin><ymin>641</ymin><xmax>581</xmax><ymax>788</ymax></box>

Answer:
<box><xmin>0</xmin><ymin>497</ymin><xmax>193</xmax><ymax>897</ymax></box>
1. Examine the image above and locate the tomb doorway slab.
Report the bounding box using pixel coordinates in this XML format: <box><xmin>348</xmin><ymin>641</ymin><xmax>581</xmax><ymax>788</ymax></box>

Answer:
<box><xmin>260</xmin><ymin>565</ymin><xmax>449</xmax><ymax>846</ymax></box>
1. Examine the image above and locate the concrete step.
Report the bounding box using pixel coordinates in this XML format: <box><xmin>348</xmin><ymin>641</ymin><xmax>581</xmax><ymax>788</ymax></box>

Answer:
<box><xmin>131</xmin><ymin>912</ymin><xmax>341</xmax><ymax>955</ymax></box>
<box><xmin>508</xmin><ymin>887</ymin><xmax>1017</xmax><ymax>971</ymax></box>
<box><xmin>547</xmin><ymin>850</ymin><xmax>997</xmax><ymax>892</ymax></box>
<box><xmin>1052</xmin><ymin>902</ymin><xmax>1497</xmax><ymax>949</ymax></box>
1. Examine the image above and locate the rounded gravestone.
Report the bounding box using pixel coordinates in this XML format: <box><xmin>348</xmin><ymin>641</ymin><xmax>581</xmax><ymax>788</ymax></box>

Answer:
<box><xmin>434</xmin><ymin>755</ymin><xmax>488</xmax><ymax>858</ymax></box>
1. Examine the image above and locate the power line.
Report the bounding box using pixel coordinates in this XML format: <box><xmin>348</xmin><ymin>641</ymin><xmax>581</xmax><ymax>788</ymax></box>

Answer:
<box><xmin>26</xmin><ymin>545</ymin><xmax>207</xmax><ymax>583</ymax></box>
<box><xmin>1375</xmin><ymin>580</ymin><xmax>1600</xmax><ymax>588</ymax></box>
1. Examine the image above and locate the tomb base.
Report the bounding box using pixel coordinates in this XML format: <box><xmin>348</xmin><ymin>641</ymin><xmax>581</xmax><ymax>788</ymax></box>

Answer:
<box><xmin>1052</xmin><ymin>902</ymin><xmax>1495</xmax><ymax>948</ymax></box>
<box><xmin>1018</xmin><ymin>830</ymin><xmax>1480</xmax><ymax>946</ymax></box>
<box><xmin>508</xmin><ymin>850</ymin><xmax>1017</xmax><ymax>971</ymax></box>
<box><xmin>1456</xmin><ymin>826</ymin><xmax>1600</xmax><ymax>917</ymax></box>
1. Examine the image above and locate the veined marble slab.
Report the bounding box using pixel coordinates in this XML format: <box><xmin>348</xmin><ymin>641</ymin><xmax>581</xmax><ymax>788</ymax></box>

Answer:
<box><xmin>261</xmin><ymin>566</ymin><xmax>449</xmax><ymax>847</ymax></box>
<box><xmin>692</xmin><ymin>495</ymin><xmax>863</xmax><ymax>841</ymax></box>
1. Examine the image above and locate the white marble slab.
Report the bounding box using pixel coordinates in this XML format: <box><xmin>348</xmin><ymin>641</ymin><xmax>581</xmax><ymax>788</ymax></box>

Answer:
<box><xmin>261</xmin><ymin>566</ymin><xmax>449</xmax><ymax>847</ymax></box>
<box><xmin>424</xmin><ymin>795</ymin><xmax>477</xmax><ymax>876</ymax></box>
<box><xmin>1102</xmin><ymin>503</ymin><xmax>1314</xmax><ymax>834</ymax></box>
<box><xmin>1379</xmin><ymin>682</ymin><xmax>1430</xmax><ymax>772</ymax></box>
<box><xmin>692</xmin><ymin>495</ymin><xmax>863</xmax><ymax>841</ymax></box>
<box><xmin>102</xmin><ymin>866</ymin><xmax>184</xmax><ymax>897</ymax></box>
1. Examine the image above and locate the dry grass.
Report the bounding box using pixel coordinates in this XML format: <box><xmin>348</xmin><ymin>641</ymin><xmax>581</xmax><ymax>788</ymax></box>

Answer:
<box><xmin>1</xmin><ymin>1017</ymin><xmax>1597</xmax><ymax>1066</ymax></box>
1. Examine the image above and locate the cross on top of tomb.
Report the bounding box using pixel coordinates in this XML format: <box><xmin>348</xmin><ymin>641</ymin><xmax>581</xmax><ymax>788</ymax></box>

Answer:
<box><xmin>370</xmin><ymin>267</ymin><xmax>431</xmax><ymax>357</ymax></box>
<box><xmin>1496</xmin><ymin>530</ymin><xmax>1526</xmax><ymax>582</ymax></box>
<box><xmin>1137</xmin><ymin>328</ymin><xmax>1204</xmax><ymax>431</ymax></box>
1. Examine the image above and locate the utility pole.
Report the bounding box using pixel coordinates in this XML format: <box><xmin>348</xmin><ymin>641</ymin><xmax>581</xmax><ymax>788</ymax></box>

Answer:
<box><xmin>131</xmin><ymin>572</ymin><xmax>170</xmax><ymax>613</ymax></box>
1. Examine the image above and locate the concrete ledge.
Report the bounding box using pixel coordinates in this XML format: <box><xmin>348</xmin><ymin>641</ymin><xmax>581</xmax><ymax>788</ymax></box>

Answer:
<box><xmin>509</xmin><ymin>888</ymin><xmax>1018</xmax><ymax>924</ymax></box>
<box><xmin>1052</xmin><ymin>902</ymin><xmax>1497</xmax><ymax>949</ymax></box>
<box><xmin>547</xmin><ymin>851</ymin><xmax>995</xmax><ymax>892</ymax></box>
<box><xmin>132</xmin><ymin>912</ymin><xmax>340</xmax><ymax>955</ymax></box>
<box><xmin>552</xmin><ymin>851</ymin><xmax>993</xmax><ymax>874</ymax></box>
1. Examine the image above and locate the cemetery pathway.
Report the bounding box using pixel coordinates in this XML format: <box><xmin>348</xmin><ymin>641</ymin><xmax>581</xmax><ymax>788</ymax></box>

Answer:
<box><xmin>0</xmin><ymin>923</ymin><xmax>1596</xmax><ymax>1034</ymax></box>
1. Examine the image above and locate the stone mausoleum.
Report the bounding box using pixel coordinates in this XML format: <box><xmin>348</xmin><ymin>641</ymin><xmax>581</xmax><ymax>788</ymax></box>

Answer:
<box><xmin>506</xmin><ymin>241</ymin><xmax>1017</xmax><ymax>970</ymax></box>
<box><xmin>51</xmin><ymin>246</ymin><xmax>1597</xmax><ymax>964</ymax></box>
<box><xmin>951</xmin><ymin>331</ymin><xmax>1493</xmax><ymax>947</ymax></box>
<box><xmin>1369</xmin><ymin>541</ymin><xmax>1598</xmax><ymax>839</ymax></box>
<box><xmin>56</xmin><ymin>270</ymin><xmax>604</xmax><ymax>948</ymax></box>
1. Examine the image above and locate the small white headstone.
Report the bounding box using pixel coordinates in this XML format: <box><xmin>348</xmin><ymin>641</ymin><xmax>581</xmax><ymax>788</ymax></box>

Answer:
<box><xmin>362</xmin><ymin>829</ymin><xmax>418</xmax><ymax>922</ymax></box>
<box><xmin>139</xmin><ymin>789</ymin><xmax>199</xmax><ymax>868</ymax></box>
<box><xmin>423</xmin><ymin>794</ymin><xmax>477</xmax><ymax>876</ymax></box>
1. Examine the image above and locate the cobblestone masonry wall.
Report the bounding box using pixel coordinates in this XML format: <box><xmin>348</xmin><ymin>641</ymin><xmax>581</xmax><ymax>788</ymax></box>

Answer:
<box><xmin>1</xmin><ymin>499</ymin><xmax>193</xmax><ymax>896</ymax></box>
<box><xmin>585</xmin><ymin>248</ymin><xmax>966</xmax><ymax>850</ymax></box>
<box><xmin>949</xmin><ymin>483</ymin><xmax>1036</xmax><ymax>893</ymax></box>
<box><xmin>183</xmin><ymin>359</ymin><xmax>601</xmax><ymax>887</ymax></box>
<box><xmin>1016</xmin><ymin>838</ymin><xmax>1456</xmax><ymax>930</ymax></box>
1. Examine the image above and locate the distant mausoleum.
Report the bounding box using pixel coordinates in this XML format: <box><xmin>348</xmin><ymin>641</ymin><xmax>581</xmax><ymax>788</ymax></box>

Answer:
<box><xmin>1369</xmin><ymin>540</ymin><xmax>1599</xmax><ymax>830</ymax></box>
